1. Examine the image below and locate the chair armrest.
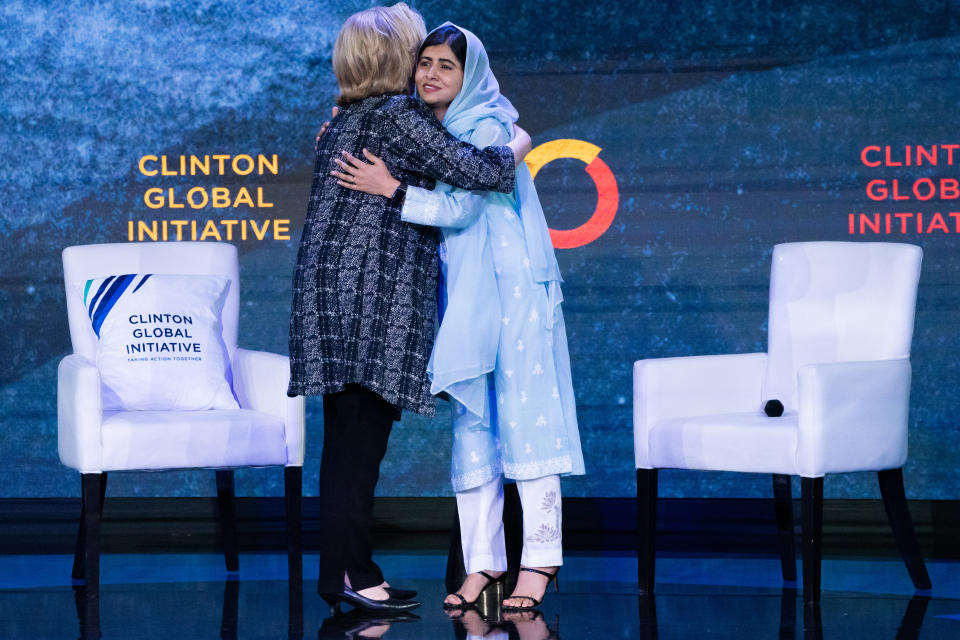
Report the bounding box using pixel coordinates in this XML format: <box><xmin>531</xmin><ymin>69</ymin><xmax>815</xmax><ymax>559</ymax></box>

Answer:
<box><xmin>232</xmin><ymin>348</ymin><xmax>305</xmax><ymax>466</ymax></box>
<box><xmin>633</xmin><ymin>353</ymin><xmax>767</xmax><ymax>469</ymax></box>
<box><xmin>796</xmin><ymin>358</ymin><xmax>911</xmax><ymax>477</ymax></box>
<box><xmin>57</xmin><ymin>354</ymin><xmax>103</xmax><ymax>473</ymax></box>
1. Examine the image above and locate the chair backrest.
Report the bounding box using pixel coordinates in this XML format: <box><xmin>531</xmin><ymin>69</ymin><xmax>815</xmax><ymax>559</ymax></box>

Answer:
<box><xmin>762</xmin><ymin>242</ymin><xmax>922</xmax><ymax>411</ymax></box>
<box><xmin>62</xmin><ymin>242</ymin><xmax>240</xmax><ymax>363</ymax></box>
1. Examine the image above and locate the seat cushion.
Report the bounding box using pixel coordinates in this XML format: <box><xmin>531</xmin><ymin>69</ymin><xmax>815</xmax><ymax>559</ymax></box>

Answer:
<box><xmin>648</xmin><ymin>412</ymin><xmax>799</xmax><ymax>474</ymax></box>
<box><xmin>100</xmin><ymin>409</ymin><xmax>288</xmax><ymax>471</ymax></box>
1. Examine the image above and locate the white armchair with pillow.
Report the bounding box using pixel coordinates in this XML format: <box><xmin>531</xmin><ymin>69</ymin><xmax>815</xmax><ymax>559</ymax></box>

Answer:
<box><xmin>59</xmin><ymin>242</ymin><xmax>305</xmax><ymax>594</ymax></box>
<box><xmin>633</xmin><ymin>241</ymin><xmax>931</xmax><ymax>605</ymax></box>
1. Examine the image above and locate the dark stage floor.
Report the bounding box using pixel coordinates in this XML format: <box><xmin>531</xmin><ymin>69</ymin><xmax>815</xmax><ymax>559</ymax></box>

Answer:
<box><xmin>1</xmin><ymin>552</ymin><xmax>959</xmax><ymax>639</ymax></box>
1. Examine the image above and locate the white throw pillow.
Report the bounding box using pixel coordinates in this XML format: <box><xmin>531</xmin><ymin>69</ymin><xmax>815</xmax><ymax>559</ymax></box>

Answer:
<box><xmin>78</xmin><ymin>273</ymin><xmax>239</xmax><ymax>411</ymax></box>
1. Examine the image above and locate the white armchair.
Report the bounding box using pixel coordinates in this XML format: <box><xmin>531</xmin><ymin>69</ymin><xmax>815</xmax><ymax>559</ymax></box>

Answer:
<box><xmin>59</xmin><ymin>242</ymin><xmax>305</xmax><ymax>594</ymax></box>
<box><xmin>633</xmin><ymin>242</ymin><xmax>930</xmax><ymax>605</ymax></box>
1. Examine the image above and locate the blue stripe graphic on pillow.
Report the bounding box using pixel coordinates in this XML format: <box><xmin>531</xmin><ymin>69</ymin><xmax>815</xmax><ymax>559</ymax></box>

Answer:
<box><xmin>87</xmin><ymin>276</ymin><xmax>116</xmax><ymax>318</ymax></box>
<box><xmin>132</xmin><ymin>274</ymin><xmax>152</xmax><ymax>293</ymax></box>
<box><xmin>90</xmin><ymin>274</ymin><xmax>136</xmax><ymax>337</ymax></box>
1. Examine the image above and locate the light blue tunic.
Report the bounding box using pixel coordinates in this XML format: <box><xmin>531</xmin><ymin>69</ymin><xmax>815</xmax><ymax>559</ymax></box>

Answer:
<box><xmin>401</xmin><ymin>119</ymin><xmax>585</xmax><ymax>491</ymax></box>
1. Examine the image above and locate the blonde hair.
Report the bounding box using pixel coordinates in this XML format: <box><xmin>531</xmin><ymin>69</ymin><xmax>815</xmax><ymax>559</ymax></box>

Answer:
<box><xmin>333</xmin><ymin>3</ymin><xmax>427</xmax><ymax>106</ymax></box>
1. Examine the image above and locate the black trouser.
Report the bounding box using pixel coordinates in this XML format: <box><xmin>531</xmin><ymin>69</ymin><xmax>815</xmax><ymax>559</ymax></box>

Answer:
<box><xmin>316</xmin><ymin>384</ymin><xmax>396</xmax><ymax>594</ymax></box>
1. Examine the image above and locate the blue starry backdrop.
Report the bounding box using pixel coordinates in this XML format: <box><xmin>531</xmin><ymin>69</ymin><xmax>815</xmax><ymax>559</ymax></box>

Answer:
<box><xmin>3</xmin><ymin>0</ymin><xmax>960</xmax><ymax>498</ymax></box>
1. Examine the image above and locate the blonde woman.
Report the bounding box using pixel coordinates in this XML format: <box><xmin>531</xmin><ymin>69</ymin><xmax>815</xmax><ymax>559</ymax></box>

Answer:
<box><xmin>287</xmin><ymin>3</ymin><xmax>531</xmax><ymax>614</ymax></box>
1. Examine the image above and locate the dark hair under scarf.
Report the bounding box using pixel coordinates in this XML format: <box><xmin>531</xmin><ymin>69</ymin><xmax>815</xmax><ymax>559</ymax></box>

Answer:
<box><xmin>417</xmin><ymin>24</ymin><xmax>467</xmax><ymax>67</ymax></box>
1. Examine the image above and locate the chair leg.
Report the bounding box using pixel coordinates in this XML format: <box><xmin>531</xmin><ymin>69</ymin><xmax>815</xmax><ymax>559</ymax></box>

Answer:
<box><xmin>637</xmin><ymin>469</ymin><xmax>658</xmax><ymax>596</ymax></box>
<box><xmin>220</xmin><ymin>577</ymin><xmax>239</xmax><ymax>640</ymax></box>
<box><xmin>73</xmin><ymin>472</ymin><xmax>107</xmax><ymax>580</ymax></box>
<box><xmin>637</xmin><ymin>594</ymin><xmax>658</xmax><ymax>639</ymax></box>
<box><xmin>284</xmin><ymin>466</ymin><xmax>303</xmax><ymax>586</ymax></box>
<box><xmin>802</xmin><ymin>601</ymin><xmax>823</xmax><ymax>640</ymax></box>
<box><xmin>801</xmin><ymin>477</ymin><xmax>823</xmax><ymax>606</ymax></box>
<box><xmin>878</xmin><ymin>468</ymin><xmax>932</xmax><ymax>590</ymax></box>
<box><xmin>215</xmin><ymin>470</ymin><xmax>240</xmax><ymax>572</ymax></box>
<box><xmin>80</xmin><ymin>473</ymin><xmax>104</xmax><ymax>595</ymax></box>
<box><xmin>288</xmin><ymin>572</ymin><xmax>304</xmax><ymax>640</ymax></box>
<box><xmin>773</xmin><ymin>474</ymin><xmax>797</xmax><ymax>582</ymax></box>
<box><xmin>779</xmin><ymin>587</ymin><xmax>797</xmax><ymax>640</ymax></box>
<box><xmin>72</xmin><ymin>506</ymin><xmax>84</xmax><ymax>580</ymax></box>
<box><xmin>73</xmin><ymin>584</ymin><xmax>101</xmax><ymax>640</ymax></box>
<box><xmin>896</xmin><ymin>594</ymin><xmax>930</xmax><ymax>640</ymax></box>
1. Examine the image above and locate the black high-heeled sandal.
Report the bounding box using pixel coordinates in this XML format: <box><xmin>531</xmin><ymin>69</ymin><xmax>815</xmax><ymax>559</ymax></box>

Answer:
<box><xmin>502</xmin><ymin>567</ymin><xmax>560</xmax><ymax>611</ymax></box>
<box><xmin>443</xmin><ymin>571</ymin><xmax>505</xmax><ymax>610</ymax></box>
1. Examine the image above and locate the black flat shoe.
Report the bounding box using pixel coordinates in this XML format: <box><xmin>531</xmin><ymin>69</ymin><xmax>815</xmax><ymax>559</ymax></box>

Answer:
<box><xmin>443</xmin><ymin>571</ymin><xmax>505</xmax><ymax>610</ymax></box>
<box><xmin>383</xmin><ymin>586</ymin><xmax>417</xmax><ymax>600</ymax></box>
<box><xmin>321</xmin><ymin>587</ymin><xmax>420</xmax><ymax>613</ymax></box>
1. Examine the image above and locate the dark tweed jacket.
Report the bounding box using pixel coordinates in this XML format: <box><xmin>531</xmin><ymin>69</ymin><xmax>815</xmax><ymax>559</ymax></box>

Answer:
<box><xmin>288</xmin><ymin>94</ymin><xmax>516</xmax><ymax>416</ymax></box>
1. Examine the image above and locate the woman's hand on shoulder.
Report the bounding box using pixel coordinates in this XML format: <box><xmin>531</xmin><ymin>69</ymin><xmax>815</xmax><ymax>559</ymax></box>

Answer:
<box><xmin>331</xmin><ymin>149</ymin><xmax>401</xmax><ymax>198</ymax></box>
<box><xmin>314</xmin><ymin>106</ymin><xmax>340</xmax><ymax>150</ymax></box>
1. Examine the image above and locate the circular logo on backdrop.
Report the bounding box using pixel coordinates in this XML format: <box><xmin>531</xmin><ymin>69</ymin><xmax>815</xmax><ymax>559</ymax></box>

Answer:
<box><xmin>525</xmin><ymin>139</ymin><xmax>619</xmax><ymax>249</ymax></box>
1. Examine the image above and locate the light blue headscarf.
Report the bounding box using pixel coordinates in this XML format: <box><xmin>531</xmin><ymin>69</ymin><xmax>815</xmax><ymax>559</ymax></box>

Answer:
<box><xmin>424</xmin><ymin>23</ymin><xmax>565</xmax><ymax>434</ymax></box>
<box><xmin>438</xmin><ymin>22</ymin><xmax>563</xmax><ymax>295</ymax></box>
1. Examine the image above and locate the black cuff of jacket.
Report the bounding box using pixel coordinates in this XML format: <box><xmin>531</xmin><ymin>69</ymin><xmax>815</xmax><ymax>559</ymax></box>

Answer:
<box><xmin>388</xmin><ymin>182</ymin><xmax>408</xmax><ymax>208</ymax></box>
<box><xmin>495</xmin><ymin>145</ymin><xmax>516</xmax><ymax>193</ymax></box>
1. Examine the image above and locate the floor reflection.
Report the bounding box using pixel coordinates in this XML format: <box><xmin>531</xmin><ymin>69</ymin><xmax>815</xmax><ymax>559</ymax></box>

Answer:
<box><xmin>629</xmin><ymin>589</ymin><xmax>932</xmax><ymax>640</ymax></box>
<box><xmin>318</xmin><ymin>610</ymin><xmax>420</xmax><ymax>639</ymax></box>
<box><xmin>2</xmin><ymin>554</ymin><xmax>957</xmax><ymax>639</ymax></box>
<box><xmin>448</xmin><ymin>608</ymin><xmax>560</xmax><ymax>640</ymax></box>
<box><xmin>317</xmin><ymin>598</ymin><xmax>563</xmax><ymax>640</ymax></box>
<box><xmin>39</xmin><ymin>581</ymin><xmax>960</xmax><ymax>640</ymax></box>
<box><xmin>71</xmin><ymin>575</ymin><xmax>305</xmax><ymax>640</ymax></box>
<box><xmin>72</xmin><ymin>585</ymin><xmax>100</xmax><ymax>640</ymax></box>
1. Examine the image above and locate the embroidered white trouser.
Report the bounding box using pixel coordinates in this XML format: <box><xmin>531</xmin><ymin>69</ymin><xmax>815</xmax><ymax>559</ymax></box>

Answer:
<box><xmin>456</xmin><ymin>474</ymin><xmax>563</xmax><ymax>573</ymax></box>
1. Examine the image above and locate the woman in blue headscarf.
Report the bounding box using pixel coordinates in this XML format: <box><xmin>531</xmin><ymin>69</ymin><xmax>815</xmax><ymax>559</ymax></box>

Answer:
<box><xmin>332</xmin><ymin>22</ymin><xmax>584</xmax><ymax>612</ymax></box>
